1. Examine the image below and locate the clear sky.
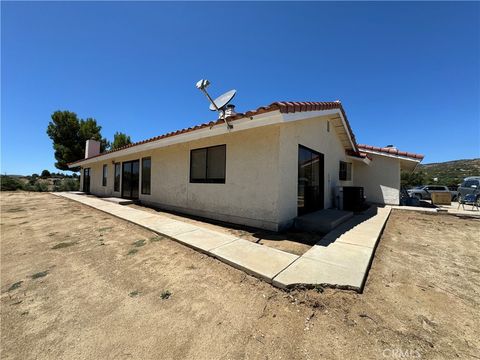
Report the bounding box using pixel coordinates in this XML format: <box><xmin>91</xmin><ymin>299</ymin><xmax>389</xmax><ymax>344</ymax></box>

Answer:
<box><xmin>2</xmin><ymin>1</ymin><xmax>479</xmax><ymax>175</ymax></box>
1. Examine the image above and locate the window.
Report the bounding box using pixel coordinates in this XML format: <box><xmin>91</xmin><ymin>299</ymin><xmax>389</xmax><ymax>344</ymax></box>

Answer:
<box><xmin>114</xmin><ymin>163</ymin><xmax>121</xmax><ymax>192</ymax></box>
<box><xmin>327</xmin><ymin>121</ymin><xmax>330</xmax><ymax>132</ymax></box>
<box><xmin>141</xmin><ymin>157</ymin><xmax>151</xmax><ymax>195</ymax></box>
<box><xmin>102</xmin><ymin>164</ymin><xmax>108</xmax><ymax>186</ymax></box>
<box><xmin>463</xmin><ymin>180</ymin><xmax>479</xmax><ymax>188</ymax></box>
<box><xmin>339</xmin><ymin>161</ymin><xmax>352</xmax><ymax>181</ymax></box>
<box><xmin>190</xmin><ymin>145</ymin><xmax>226</xmax><ymax>183</ymax></box>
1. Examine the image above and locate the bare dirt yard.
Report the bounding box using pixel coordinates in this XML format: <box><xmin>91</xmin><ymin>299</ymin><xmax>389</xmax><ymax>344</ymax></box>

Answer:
<box><xmin>1</xmin><ymin>192</ymin><xmax>479</xmax><ymax>360</ymax></box>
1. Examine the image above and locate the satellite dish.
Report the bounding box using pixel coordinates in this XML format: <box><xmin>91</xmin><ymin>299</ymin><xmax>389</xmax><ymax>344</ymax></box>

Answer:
<box><xmin>209</xmin><ymin>89</ymin><xmax>236</xmax><ymax>111</ymax></box>
<box><xmin>195</xmin><ymin>78</ymin><xmax>235</xmax><ymax>130</ymax></box>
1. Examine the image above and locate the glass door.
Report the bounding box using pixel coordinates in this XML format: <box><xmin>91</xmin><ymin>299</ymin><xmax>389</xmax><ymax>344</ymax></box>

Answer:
<box><xmin>83</xmin><ymin>168</ymin><xmax>90</xmax><ymax>193</ymax></box>
<box><xmin>121</xmin><ymin>160</ymin><xmax>140</xmax><ymax>199</ymax></box>
<box><xmin>298</xmin><ymin>145</ymin><xmax>324</xmax><ymax>215</ymax></box>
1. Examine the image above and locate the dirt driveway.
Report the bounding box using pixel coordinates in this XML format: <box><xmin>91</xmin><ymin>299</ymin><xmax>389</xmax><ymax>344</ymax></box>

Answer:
<box><xmin>1</xmin><ymin>192</ymin><xmax>479</xmax><ymax>359</ymax></box>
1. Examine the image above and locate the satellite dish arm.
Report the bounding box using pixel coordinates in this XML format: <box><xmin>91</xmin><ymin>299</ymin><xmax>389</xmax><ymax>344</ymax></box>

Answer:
<box><xmin>199</xmin><ymin>88</ymin><xmax>220</xmax><ymax>112</ymax></box>
<box><xmin>195</xmin><ymin>79</ymin><xmax>233</xmax><ymax>130</ymax></box>
<box><xmin>199</xmin><ymin>88</ymin><xmax>233</xmax><ymax>130</ymax></box>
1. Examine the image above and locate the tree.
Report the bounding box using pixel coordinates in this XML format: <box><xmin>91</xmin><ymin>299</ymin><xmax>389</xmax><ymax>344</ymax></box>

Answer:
<box><xmin>47</xmin><ymin>111</ymin><xmax>109</xmax><ymax>171</ymax></box>
<box><xmin>111</xmin><ymin>131</ymin><xmax>132</xmax><ymax>150</ymax></box>
<box><xmin>41</xmin><ymin>169</ymin><xmax>51</xmax><ymax>178</ymax></box>
<box><xmin>401</xmin><ymin>170</ymin><xmax>425</xmax><ymax>188</ymax></box>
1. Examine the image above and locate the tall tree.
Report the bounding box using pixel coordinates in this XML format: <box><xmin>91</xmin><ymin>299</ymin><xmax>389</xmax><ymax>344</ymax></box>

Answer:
<box><xmin>111</xmin><ymin>131</ymin><xmax>132</xmax><ymax>150</ymax></box>
<box><xmin>401</xmin><ymin>170</ymin><xmax>425</xmax><ymax>188</ymax></box>
<box><xmin>47</xmin><ymin>111</ymin><xmax>109</xmax><ymax>171</ymax></box>
<box><xmin>41</xmin><ymin>169</ymin><xmax>51</xmax><ymax>178</ymax></box>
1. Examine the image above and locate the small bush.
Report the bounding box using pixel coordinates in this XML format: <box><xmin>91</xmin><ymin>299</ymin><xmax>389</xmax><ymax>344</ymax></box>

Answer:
<box><xmin>127</xmin><ymin>249</ymin><xmax>138</xmax><ymax>256</ymax></box>
<box><xmin>129</xmin><ymin>290</ymin><xmax>139</xmax><ymax>297</ymax></box>
<box><xmin>51</xmin><ymin>242</ymin><xmax>76</xmax><ymax>249</ymax></box>
<box><xmin>8</xmin><ymin>281</ymin><xmax>23</xmax><ymax>292</ymax></box>
<box><xmin>34</xmin><ymin>181</ymin><xmax>49</xmax><ymax>192</ymax></box>
<box><xmin>132</xmin><ymin>239</ymin><xmax>146</xmax><ymax>247</ymax></box>
<box><xmin>0</xmin><ymin>176</ymin><xmax>24</xmax><ymax>191</ymax></box>
<box><xmin>30</xmin><ymin>271</ymin><xmax>48</xmax><ymax>279</ymax></box>
<box><xmin>52</xmin><ymin>178</ymin><xmax>80</xmax><ymax>192</ymax></box>
<box><xmin>161</xmin><ymin>290</ymin><xmax>172</xmax><ymax>300</ymax></box>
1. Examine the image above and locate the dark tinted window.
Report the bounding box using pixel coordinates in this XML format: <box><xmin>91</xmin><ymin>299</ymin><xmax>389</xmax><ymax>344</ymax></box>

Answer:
<box><xmin>464</xmin><ymin>180</ymin><xmax>479</xmax><ymax>188</ymax></box>
<box><xmin>141</xmin><ymin>157</ymin><xmax>151</xmax><ymax>195</ymax></box>
<box><xmin>114</xmin><ymin>163</ymin><xmax>120</xmax><ymax>192</ymax></box>
<box><xmin>190</xmin><ymin>145</ymin><xmax>226</xmax><ymax>183</ymax></box>
<box><xmin>339</xmin><ymin>161</ymin><xmax>352</xmax><ymax>181</ymax></box>
<box><xmin>102</xmin><ymin>164</ymin><xmax>108</xmax><ymax>186</ymax></box>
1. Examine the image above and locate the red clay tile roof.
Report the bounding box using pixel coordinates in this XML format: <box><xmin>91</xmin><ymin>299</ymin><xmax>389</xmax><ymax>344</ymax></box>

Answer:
<box><xmin>69</xmin><ymin>101</ymin><xmax>356</xmax><ymax>165</ymax></box>
<box><xmin>69</xmin><ymin>101</ymin><xmax>423</xmax><ymax>165</ymax></box>
<box><xmin>358</xmin><ymin>144</ymin><xmax>424</xmax><ymax>160</ymax></box>
<box><xmin>346</xmin><ymin>149</ymin><xmax>372</xmax><ymax>160</ymax></box>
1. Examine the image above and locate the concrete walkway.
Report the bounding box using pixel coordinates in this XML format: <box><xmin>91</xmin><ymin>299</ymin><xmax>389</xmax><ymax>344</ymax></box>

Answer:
<box><xmin>273</xmin><ymin>206</ymin><xmax>391</xmax><ymax>290</ymax></box>
<box><xmin>53</xmin><ymin>192</ymin><xmax>391</xmax><ymax>291</ymax></box>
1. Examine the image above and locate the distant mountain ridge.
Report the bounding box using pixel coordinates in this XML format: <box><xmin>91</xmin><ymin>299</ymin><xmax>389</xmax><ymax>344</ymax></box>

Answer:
<box><xmin>418</xmin><ymin>158</ymin><xmax>480</xmax><ymax>186</ymax></box>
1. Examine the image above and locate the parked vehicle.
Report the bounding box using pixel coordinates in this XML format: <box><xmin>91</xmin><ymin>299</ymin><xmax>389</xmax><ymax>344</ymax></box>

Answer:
<box><xmin>407</xmin><ymin>185</ymin><xmax>453</xmax><ymax>200</ymax></box>
<box><xmin>448</xmin><ymin>186</ymin><xmax>459</xmax><ymax>201</ymax></box>
<box><xmin>457</xmin><ymin>176</ymin><xmax>480</xmax><ymax>202</ymax></box>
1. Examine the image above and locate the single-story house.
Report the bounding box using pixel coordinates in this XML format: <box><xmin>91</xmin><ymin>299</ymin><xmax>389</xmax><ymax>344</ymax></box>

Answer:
<box><xmin>69</xmin><ymin>101</ymin><xmax>424</xmax><ymax>231</ymax></box>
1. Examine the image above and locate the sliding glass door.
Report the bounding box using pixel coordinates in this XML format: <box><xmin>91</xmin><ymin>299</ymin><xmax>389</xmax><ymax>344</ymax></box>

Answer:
<box><xmin>298</xmin><ymin>145</ymin><xmax>324</xmax><ymax>215</ymax></box>
<box><xmin>121</xmin><ymin>160</ymin><xmax>139</xmax><ymax>199</ymax></box>
<box><xmin>83</xmin><ymin>168</ymin><xmax>90</xmax><ymax>193</ymax></box>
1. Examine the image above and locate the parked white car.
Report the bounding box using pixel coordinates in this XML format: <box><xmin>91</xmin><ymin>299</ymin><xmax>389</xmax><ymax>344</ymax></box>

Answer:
<box><xmin>407</xmin><ymin>185</ymin><xmax>452</xmax><ymax>200</ymax></box>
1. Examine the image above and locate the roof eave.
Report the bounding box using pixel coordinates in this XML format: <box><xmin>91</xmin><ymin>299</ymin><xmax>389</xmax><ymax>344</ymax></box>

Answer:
<box><xmin>68</xmin><ymin>109</ymin><xmax>284</xmax><ymax>168</ymax></box>
<box><xmin>360</xmin><ymin>148</ymin><xmax>424</xmax><ymax>163</ymax></box>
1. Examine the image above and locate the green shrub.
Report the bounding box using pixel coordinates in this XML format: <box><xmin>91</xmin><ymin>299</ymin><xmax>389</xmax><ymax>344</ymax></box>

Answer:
<box><xmin>52</xmin><ymin>178</ymin><xmax>80</xmax><ymax>192</ymax></box>
<box><xmin>0</xmin><ymin>176</ymin><xmax>24</xmax><ymax>191</ymax></box>
<box><xmin>34</xmin><ymin>181</ymin><xmax>49</xmax><ymax>192</ymax></box>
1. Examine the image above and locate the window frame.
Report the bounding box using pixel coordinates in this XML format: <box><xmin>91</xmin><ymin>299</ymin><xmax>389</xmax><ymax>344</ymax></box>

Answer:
<box><xmin>102</xmin><ymin>164</ymin><xmax>108</xmax><ymax>186</ymax></box>
<box><xmin>339</xmin><ymin>161</ymin><xmax>352</xmax><ymax>181</ymax></box>
<box><xmin>189</xmin><ymin>144</ymin><xmax>226</xmax><ymax>184</ymax></box>
<box><xmin>114</xmin><ymin>163</ymin><xmax>121</xmax><ymax>192</ymax></box>
<box><xmin>141</xmin><ymin>157</ymin><xmax>151</xmax><ymax>195</ymax></box>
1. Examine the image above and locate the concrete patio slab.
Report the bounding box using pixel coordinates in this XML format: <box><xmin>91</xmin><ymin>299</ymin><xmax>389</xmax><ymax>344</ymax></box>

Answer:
<box><xmin>335</xmin><ymin>231</ymin><xmax>382</xmax><ymax>248</ymax></box>
<box><xmin>272</xmin><ymin>256</ymin><xmax>366</xmax><ymax>290</ymax></box>
<box><xmin>175</xmin><ymin>228</ymin><xmax>238</xmax><ymax>253</ymax></box>
<box><xmin>114</xmin><ymin>209</ymin><xmax>161</xmax><ymax>222</ymax></box>
<box><xmin>302</xmin><ymin>242</ymin><xmax>372</xmax><ymax>269</ymax></box>
<box><xmin>211</xmin><ymin>239</ymin><xmax>299</xmax><ymax>282</ymax></box>
<box><xmin>135</xmin><ymin>215</ymin><xmax>177</xmax><ymax>228</ymax></box>
<box><xmin>273</xmin><ymin>206</ymin><xmax>391</xmax><ymax>291</ymax></box>
<box><xmin>294</xmin><ymin>209</ymin><xmax>353</xmax><ymax>233</ymax></box>
<box><xmin>148</xmin><ymin>220</ymin><xmax>199</xmax><ymax>237</ymax></box>
<box><xmin>101</xmin><ymin>197</ymin><xmax>134</xmax><ymax>205</ymax></box>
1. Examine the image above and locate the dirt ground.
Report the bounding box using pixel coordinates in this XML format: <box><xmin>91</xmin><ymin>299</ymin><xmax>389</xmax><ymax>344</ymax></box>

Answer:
<box><xmin>128</xmin><ymin>203</ymin><xmax>323</xmax><ymax>255</ymax></box>
<box><xmin>1</xmin><ymin>192</ymin><xmax>479</xmax><ymax>360</ymax></box>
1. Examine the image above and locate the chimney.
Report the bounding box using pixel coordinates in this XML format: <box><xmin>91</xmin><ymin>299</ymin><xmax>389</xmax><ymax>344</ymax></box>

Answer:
<box><xmin>85</xmin><ymin>139</ymin><xmax>101</xmax><ymax>159</ymax></box>
<box><xmin>224</xmin><ymin>104</ymin><xmax>236</xmax><ymax>118</ymax></box>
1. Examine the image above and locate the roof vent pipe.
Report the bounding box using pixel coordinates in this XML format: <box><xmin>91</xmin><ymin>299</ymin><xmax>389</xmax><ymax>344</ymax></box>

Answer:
<box><xmin>224</xmin><ymin>104</ymin><xmax>236</xmax><ymax>118</ymax></box>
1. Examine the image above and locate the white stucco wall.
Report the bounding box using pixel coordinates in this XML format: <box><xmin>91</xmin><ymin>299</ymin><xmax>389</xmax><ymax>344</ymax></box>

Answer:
<box><xmin>78</xmin><ymin>115</ymin><xmax>400</xmax><ymax>230</ymax></box>
<box><xmin>81</xmin><ymin>125</ymin><xmax>283</xmax><ymax>230</ymax></box>
<box><xmin>353</xmin><ymin>154</ymin><xmax>401</xmax><ymax>205</ymax></box>
<box><xmin>276</xmin><ymin>116</ymin><xmax>354</xmax><ymax>228</ymax></box>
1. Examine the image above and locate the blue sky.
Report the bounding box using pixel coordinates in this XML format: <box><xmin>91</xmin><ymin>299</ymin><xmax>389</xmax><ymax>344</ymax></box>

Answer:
<box><xmin>2</xmin><ymin>1</ymin><xmax>479</xmax><ymax>175</ymax></box>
